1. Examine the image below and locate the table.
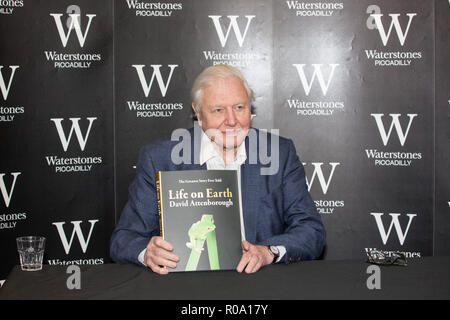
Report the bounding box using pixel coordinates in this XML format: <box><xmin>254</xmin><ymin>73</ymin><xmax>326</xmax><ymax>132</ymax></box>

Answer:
<box><xmin>1</xmin><ymin>256</ymin><xmax>449</xmax><ymax>300</ymax></box>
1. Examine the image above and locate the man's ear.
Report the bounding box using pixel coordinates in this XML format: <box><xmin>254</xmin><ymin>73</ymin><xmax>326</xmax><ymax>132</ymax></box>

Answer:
<box><xmin>192</xmin><ymin>103</ymin><xmax>201</xmax><ymax>121</ymax></box>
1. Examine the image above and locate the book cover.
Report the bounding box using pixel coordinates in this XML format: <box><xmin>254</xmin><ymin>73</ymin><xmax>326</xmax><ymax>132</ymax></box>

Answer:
<box><xmin>156</xmin><ymin>170</ymin><xmax>243</xmax><ymax>272</ymax></box>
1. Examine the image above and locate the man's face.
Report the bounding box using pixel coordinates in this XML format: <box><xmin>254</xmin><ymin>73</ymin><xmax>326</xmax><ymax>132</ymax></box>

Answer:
<box><xmin>193</xmin><ymin>76</ymin><xmax>251</xmax><ymax>151</ymax></box>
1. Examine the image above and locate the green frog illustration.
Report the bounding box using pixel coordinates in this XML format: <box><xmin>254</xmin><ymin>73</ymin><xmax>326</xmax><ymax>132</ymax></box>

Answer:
<box><xmin>186</xmin><ymin>215</ymin><xmax>216</xmax><ymax>254</ymax></box>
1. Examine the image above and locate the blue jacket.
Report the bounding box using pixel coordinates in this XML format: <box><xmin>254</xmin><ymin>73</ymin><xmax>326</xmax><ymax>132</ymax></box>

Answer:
<box><xmin>110</xmin><ymin>127</ymin><xmax>326</xmax><ymax>265</ymax></box>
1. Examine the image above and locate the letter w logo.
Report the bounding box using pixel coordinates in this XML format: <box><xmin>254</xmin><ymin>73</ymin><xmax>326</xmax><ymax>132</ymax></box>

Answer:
<box><xmin>208</xmin><ymin>15</ymin><xmax>255</xmax><ymax>47</ymax></box>
<box><xmin>0</xmin><ymin>65</ymin><xmax>19</xmax><ymax>101</ymax></box>
<box><xmin>132</xmin><ymin>64</ymin><xmax>178</xmax><ymax>98</ymax></box>
<box><xmin>371</xmin><ymin>13</ymin><xmax>416</xmax><ymax>46</ymax></box>
<box><xmin>0</xmin><ymin>172</ymin><xmax>21</xmax><ymax>208</ymax></box>
<box><xmin>370</xmin><ymin>213</ymin><xmax>416</xmax><ymax>245</ymax></box>
<box><xmin>51</xmin><ymin>117</ymin><xmax>97</xmax><ymax>152</ymax></box>
<box><xmin>53</xmin><ymin>220</ymin><xmax>99</xmax><ymax>254</ymax></box>
<box><xmin>371</xmin><ymin>114</ymin><xmax>417</xmax><ymax>146</ymax></box>
<box><xmin>50</xmin><ymin>13</ymin><xmax>96</xmax><ymax>48</ymax></box>
<box><xmin>303</xmin><ymin>162</ymin><xmax>340</xmax><ymax>195</ymax></box>
<box><xmin>293</xmin><ymin>64</ymin><xmax>338</xmax><ymax>96</ymax></box>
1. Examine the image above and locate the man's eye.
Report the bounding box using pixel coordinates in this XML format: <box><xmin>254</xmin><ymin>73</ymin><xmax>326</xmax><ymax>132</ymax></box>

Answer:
<box><xmin>214</xmin><ymin>108</ymin><xmax>223</xmax><ymax>113</ymax></box>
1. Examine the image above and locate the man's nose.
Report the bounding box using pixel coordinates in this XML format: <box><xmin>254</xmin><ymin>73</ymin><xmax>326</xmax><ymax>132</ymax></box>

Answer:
<box><xmin>224</xmin><ymin>108</ymin><xmax>237</xmax><ymax>126</ymax></box>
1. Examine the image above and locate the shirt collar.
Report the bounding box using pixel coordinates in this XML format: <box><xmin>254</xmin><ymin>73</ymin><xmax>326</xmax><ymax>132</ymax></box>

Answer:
<box><xmin>199</xmin><ymin>130</ymin><xmax>247</xmax><ymax>166</ymax></box>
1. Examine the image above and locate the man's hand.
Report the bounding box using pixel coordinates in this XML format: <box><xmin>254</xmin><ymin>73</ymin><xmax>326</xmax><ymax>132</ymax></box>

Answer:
<box><xmin>236</xmin><ymin>240</ymin><xmax>274</xmax><ymax>274</ymax></box>
<box><xmin>144</xmin><ymin>236</ymin><xmax>179</xmax><ymax>275</ymax></box>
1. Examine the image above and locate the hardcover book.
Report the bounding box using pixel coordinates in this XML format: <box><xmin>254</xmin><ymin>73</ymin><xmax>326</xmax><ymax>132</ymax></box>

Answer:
<box><xmin>156</xmin><ymin>170</ymin><xmax>243</xmax><ymax>272</ymax></box>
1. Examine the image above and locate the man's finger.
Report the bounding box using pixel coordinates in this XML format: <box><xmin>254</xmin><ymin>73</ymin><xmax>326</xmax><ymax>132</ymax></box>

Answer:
<box><xmin>241</xmin><ymin>240</ymin><xmax>250</xmax><ymax>251</ymax></box>
<box><xmin>152</xmin><ymin>255</ymin><xmax>178</xmax><ymax>269</ymax></box>
<box><xmin>244</xmin><ymin>255</ymin><xmax>261</xmax><ymax>274</ymax></box>
<box><xmin>153</xmin><ymin>247</ymin><xmax>179</xmax><ymax>263</ymax></box>
<box><xmin>146</xmin><ymin>260</ymin><xmax>169</xmax><ymax>275</ymax></box>
<box><xmin>153</xmin><ymin>237</ymin><xmax>174</xmax><ymax>251</ymax></box>
<box><xmin>236</xmin><ymin>253</ymin><xmax>250</xmax><ymax>273</ymax></box>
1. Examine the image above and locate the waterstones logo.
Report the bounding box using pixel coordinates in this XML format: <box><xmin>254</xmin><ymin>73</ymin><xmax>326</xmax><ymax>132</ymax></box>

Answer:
<box><xmin>364</xmin><ymin>247</ymin><xmax>421</xmax><ymax>259</ymax></box>
<box><xmin>125</xmin><ymin>0</ymin><xmax>182</xmax><ymax>17</ymax></box>
<box><xmin>0</xmin><ymin>65</ymin><xmax>18</xmax><ymax>101</ymax></box>
<box><xmin>0</xmin><ymin>172</ymin><xmax>20</xmax><ymax>208</ymax></box>
<box><xmin>0</xmin><ymin>172</ymin><xmax>27</xmax><ymax>230</ymax></box>
<box><xmin>367</xmin><ymin>212</ymin><xmax>422</xmax><ymax>264</ymax></box>
<box><xmin>46</xmin><ymin>117</ymin><xmax>102</xmax><ymax>173</ymax></box>
<box><xmin>365</xmin><ymin>5</ymin><xmax>422</xmax><ymax>67</ymax></box>
<box><xmin>45</xmin><ymin>6</ymin><xmax>102</xmax><ymax>69</ymax></box>
<box><xmin>209</xmin><ymin>15</ymin><xmax>255</xmax><ymax>48</ymax></box>
<box><xmin>365</xmin><ymin>113</ymin><xmax>422</xmax><ymax>167</ymax></box>
<box><xmin>303</xmin><ymin>162</ymin><xmax>343</xmax><ymax>215</ymax></box>
<box><xmin>0</xmin><ymin>65</ymin><xmax>24</xmax><ymax>122</ymax></box>
<box><xmin>204</xmin><ymin>15</ymin><xmax>261</xmax><ymax>67</ymax></box>
<box><xmin>202</xmin><ymin>51</ymin><xmax>260</xmax><ymax>68</ymax></box>
<box><xmin>44</xmin><ymin>51</ymin><xmax>101</xmax><ymax>69</ymax></box>
<box><xmin>128</xmin><ymin>64</ymin><xmax>183</xmax><ymax>118</ymax></box>
<box><xmin>285</xmin><ymin>1</ymin><xmax>344</xmax><ymax>17</ymax></box>
<box><xmin>48</xmin><ymin>258</ymin><xmax>104</xmax><ymax>266</ymax></box>
<box><xmin>52</xmin><ymin>219</ymin><xmax>98</xmax><ymax>254</ymax></box>
<box><xmin>287</xmin><ymin>64</ymin><xmax>344</xmax><ymax>117</ymax></box>
<box><xmin>0</xmin><ymin>212</ymin><xmax>26</xmax><ymax>230</ymax></box>
<box><xmin>370</xmin><ymin>212</ymin><xmax>416</xmax><ymax>246</ymax></box>
<box><xmin>0</xmin><ymin>0</ymin><xmax>24</xmax><ymax>15</ymax></box>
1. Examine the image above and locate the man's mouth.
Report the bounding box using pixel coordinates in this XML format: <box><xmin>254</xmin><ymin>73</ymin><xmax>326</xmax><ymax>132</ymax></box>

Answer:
<box><xmin>222</xmin><ymin>129</ymin><xmax>241</xmax><ymax>136</ymax></box>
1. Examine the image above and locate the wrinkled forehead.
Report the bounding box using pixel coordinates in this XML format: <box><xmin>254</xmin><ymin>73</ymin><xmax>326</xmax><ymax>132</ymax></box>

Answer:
<box><xmin>201</xmin><ymin>76</ymin><xmax>249</xmax><ymax>104</ymax></box>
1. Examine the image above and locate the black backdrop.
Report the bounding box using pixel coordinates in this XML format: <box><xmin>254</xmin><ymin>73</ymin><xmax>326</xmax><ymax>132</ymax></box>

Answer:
<box><xmin>0</xmin><ymin>0</ymin><xmax>449</xmax><ymax>283</ymax></box>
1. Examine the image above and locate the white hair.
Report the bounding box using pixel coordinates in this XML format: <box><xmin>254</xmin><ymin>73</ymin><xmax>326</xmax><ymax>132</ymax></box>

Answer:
<box><xmin>191</xmin><ymin>64</ymin><xmax>255</xmax><ymax>112</ymax></box>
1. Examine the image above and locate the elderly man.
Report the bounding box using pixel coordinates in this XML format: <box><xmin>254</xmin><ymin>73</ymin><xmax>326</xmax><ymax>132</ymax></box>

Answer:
<box><xmin>110</xmin><ymin>65</ymin><xmax>326</xmax><ymax>274</ymax></box>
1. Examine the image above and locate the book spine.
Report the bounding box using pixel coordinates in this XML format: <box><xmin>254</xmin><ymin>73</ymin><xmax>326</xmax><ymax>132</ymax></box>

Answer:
<box><xmin>155</xmin><ymin>171</ymin><xmax>164</xmax><ymax>239</ymax></box>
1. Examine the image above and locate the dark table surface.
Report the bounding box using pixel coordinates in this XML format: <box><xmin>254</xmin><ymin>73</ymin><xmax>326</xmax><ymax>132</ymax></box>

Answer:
<box><xmin>1</xmin><ymin>256</ymin><xmax>449</xmax><ymax>300</ymax></box>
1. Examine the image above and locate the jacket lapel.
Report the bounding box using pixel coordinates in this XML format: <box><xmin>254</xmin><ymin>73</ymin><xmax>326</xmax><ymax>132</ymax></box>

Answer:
<box><xmin>240</xmin><ymin>135</ymin><xmax>261</xmax><ymax>244</ymax></box>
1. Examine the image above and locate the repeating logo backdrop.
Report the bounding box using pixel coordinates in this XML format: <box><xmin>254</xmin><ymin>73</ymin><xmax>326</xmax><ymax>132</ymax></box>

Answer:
<box><xmin>0</xmin><ymin>0</ymin><xmax>114</xmax><ymax>280</ymax></box>
<box><xmin>0</xmin><ymin>0</ymin><xmax>448</xmax><ymax>281</ymax></box>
